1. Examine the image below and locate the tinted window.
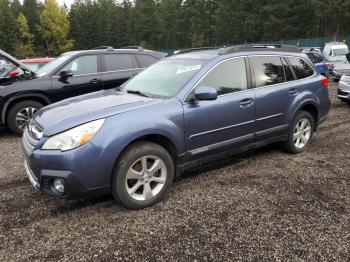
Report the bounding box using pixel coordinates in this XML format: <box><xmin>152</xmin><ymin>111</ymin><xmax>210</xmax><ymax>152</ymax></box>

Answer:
<box><xmin>288</xmin><ymin>57</ymin><xmax>314</xmax><ymax>79</ymax></box>
<box><xmin>137</xmin><ymin>55</ymin><xmax>158</xmax><ymax>67</ymax></box>
<box><xmin>105</xmin><ymin>54</ymin><xmax>135</xmax><ymax>71</ymax></box>
<box><xmin>282</xmin><ymin>57</ymin><xmax>294</xmax><ymax>81</ymax></box>
<box><xmin>251</xmin><ymin>56</ymin><xmax>284</xmax><ymax>87</ymax></box>
<box><xmin>60</xmin><ymin>55</ymin><xmax>98</xmax><ymax>75</ymax></box>
<box><xmin>197</xmin><ymin>57</ymin><xmax>247</xmax><ymax>95</ymax></box>
<box><xmin>306</xmin><ymin>52</ymin><xmax>324</xmax><ymax>63</ymax></box>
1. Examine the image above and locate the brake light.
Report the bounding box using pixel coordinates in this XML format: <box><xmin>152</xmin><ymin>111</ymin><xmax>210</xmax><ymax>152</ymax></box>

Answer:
<box><xmin>321</xmin><ymin>76</ymin><xmax>329</xmax><ymax>88</ymax></box>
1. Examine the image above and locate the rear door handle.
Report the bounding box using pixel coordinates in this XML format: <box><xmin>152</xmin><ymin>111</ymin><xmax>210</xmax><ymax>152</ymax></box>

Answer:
<box><xmin>90</xmin><ymin>79</ymin><xmax>102</xmax><ymax>84</ymax></box>
<box><xmin>239</xmin><ymin>98</ymin><xmax>254</xmax><ymax>108</ymax></box>
<box><xmin>288</xmin><ymin>88</ymin><xmax>299</xmax><ymax>96</ymax></box>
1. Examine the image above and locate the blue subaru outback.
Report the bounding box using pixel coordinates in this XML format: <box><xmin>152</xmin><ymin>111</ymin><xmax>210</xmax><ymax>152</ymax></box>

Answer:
<box><xmin>22</xmin><ymin>44</ymin><xmax>331</xmax><ymax>209</ymax></box>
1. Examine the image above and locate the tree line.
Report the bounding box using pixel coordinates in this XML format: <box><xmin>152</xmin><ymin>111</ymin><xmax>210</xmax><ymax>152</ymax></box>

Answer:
<box><xmin>1</xmin><ymin>0</ymin><xmax>350</xmax><ymax>58</ymax></box>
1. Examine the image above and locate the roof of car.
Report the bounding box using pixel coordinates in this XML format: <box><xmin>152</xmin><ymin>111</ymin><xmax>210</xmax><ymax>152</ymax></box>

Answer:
<box><xmin>61</xmin><ymin>48</ymin><xmax>166</xmax><ymax>58</ymax></box>
<box><xmin>171</xmin><ymin>44</ymin><xmax>304</xmax><ymax>61</ymax></box>
<box><xmin>20</xmin><ymin>57</ymin><xmax>55</xmax><ymax>63</ymax></box>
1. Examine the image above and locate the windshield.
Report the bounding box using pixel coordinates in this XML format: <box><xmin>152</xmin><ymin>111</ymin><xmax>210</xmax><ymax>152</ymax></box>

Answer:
<box><xmin>333</xmin><ymin>48</ymin><xmax>348</xmax><ymax>56</ymax></box>
<box><xmin>120</xmin><ymin>58</ymin><xmax>207</xmax><ymax>98</ymax></box>
<box><xmin>36</xmin><ymin>55</ymin><xmax>71</xmax><ymax>77</ymax></box>
<box><xmin>306</xmin><ymin>52</ymin><xmax>324</xmax><ymax>63</ymax></box>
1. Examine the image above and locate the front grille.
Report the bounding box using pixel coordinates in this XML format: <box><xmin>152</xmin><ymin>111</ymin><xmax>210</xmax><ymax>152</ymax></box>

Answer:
<box><xmin>22</xmin><ymin>126</ymin><xmax>40</xmax><ymax>155</ymax></box>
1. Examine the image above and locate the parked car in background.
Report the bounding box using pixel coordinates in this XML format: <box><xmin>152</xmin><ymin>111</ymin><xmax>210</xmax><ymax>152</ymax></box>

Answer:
<box><xmin>0</xmin><ymin>47</ymin><xmax>166</xmax><ymax>135</ymax></box>
<box><xmin>323</xmin><ymin>42</ymin><xmax>349</xmax><ymax>63</ymax></box>
<box><xmin>301</xmin><ymin>47</ymin><xmax>329</xmax><ymax>77</ymax></box>
<box><xmin>338</xmin><ymin>74</ymin><xmax>350</xmax><ymax>104</ymax></box>
<box><xmin>20</xmin><ymin>57</ymin><xmax>55</xmax><ymax>72</ymax></box>
<box><xmin>22</xmin><ymin>44</ymin><xmax>330</xmax><ymax>209</ymax></box>
<box><xmin>331</xmin><ymin>61</ymin><xmax>350</xmax><ymax>81</ymax></box>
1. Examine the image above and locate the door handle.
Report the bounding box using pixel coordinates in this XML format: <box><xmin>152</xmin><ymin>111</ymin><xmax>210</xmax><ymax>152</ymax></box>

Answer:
<box><xmin>90</xmin><ymin>79</ymin><xmax>102</xmax><ymax>84</ymax></box>
<box><xmin>239</xmin><ymin>98</ymin><xmax>254</xmax><ymax>108</ymax></box>
<box><xmin>288</xmin><ymin>88</ymin><xmax>299</xmax><ymax>96</ymax></box>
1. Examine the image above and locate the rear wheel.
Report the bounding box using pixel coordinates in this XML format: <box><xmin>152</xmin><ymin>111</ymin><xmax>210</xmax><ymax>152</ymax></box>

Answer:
<box><xmin>111</xmin><ymin>142</ymin><xmax>174</xmax><ymax>209</ymax></box>
<box><xmin>7</xmin><ymin>100</ymin><xmax>44</xmax><ymax>135</ymax></box>
<box><xmin>283</xmin><ymin>111</ymin><xmax>314</xmax><ymax>154</ymax></box>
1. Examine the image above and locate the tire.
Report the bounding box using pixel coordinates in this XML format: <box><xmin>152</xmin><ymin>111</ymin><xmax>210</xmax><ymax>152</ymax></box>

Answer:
<box><xmin>283</xmin><ymin>111</ymin><xmax>315</xmax><ymax>154</ymax></box>
<box><xmin>111</xmin><ymin>141</ymin><xmax>174</xmax><ymax>209</ymax></box>
<box><xmin>7</xmin><ymin>100</ymin><xmax>44</xmax><ymax>135</ymax></box>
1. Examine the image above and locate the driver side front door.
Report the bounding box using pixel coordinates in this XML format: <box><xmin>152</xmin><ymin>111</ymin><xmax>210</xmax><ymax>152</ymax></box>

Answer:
<box><xmin>50</xmin><ymin>54</ymin><xmax>103</xmax><ymax>102</ymax></box>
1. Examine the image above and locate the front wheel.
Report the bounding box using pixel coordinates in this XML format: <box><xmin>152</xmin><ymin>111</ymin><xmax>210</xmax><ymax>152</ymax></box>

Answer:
<box><xmin>111</xmin><ymin>142</ymin><xmax>174</xmax><ymax>209</ymax></box>
<box><xmin>283</xmin><ymin>111</ymin><xmax>314</xmax><ymax>154</ymax></box>
<box><xmin>7</xmin><ymin>100</ymin><xmax>44</xmax><ymax>135</ymax></box>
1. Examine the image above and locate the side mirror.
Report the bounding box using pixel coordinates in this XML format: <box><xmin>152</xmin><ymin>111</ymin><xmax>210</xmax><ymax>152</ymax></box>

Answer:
<box><xmin>193</xmin><ymin>86</ymin><xmax>217</xmax><ymax>101</ymax></box>
<box><xmin>60</xmin><ymin>70</ymin><xmax>73</xmax><ymax>79</ymax></box>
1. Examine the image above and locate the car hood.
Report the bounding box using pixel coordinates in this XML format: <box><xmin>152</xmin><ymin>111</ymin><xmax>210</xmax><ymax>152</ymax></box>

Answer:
<box><xmin>35</xmin><ymin>89</ymin><xmax>161</xmax><ymax>136</ymax></box>
<box><xmin>0</xmin><ymin>49</ymin><xmax>34</xmax><ymax>75</ymax></box>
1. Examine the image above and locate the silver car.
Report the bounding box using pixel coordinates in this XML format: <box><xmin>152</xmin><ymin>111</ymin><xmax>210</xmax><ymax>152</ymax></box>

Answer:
<box><xmin>338</xmin><ymin>74</ymin><xmax>350</xmax><ymax>104</ymax></box>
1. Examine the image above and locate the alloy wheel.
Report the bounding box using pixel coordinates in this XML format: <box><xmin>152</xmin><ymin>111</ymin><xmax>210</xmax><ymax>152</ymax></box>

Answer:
<box><xmin>125</xmin><ymin>155</ymin><xmax>167</xmax><ymax>201</ymax></box>
<box><xmin>15</xmin><ymin>107</ymin><xmax>38</xmax><ymax>130</ymax></box>
<box><xmin>293</xmin><ymin>118</ymin><xmax>312</xmax><ymax>149</ymax></box>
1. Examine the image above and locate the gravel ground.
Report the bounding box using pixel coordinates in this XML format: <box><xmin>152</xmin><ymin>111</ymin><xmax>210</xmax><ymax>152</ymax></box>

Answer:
<box><xmin>0</xmin><ymin>83</ymin><xmax>349</xmax><ymax>261</ymax></box>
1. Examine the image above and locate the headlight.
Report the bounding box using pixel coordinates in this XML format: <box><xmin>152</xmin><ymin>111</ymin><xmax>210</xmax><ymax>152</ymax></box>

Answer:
<box><xmin>42</xmin><ymin>119</ymin><xmax>105</xmax><ymax>151</ymax></box>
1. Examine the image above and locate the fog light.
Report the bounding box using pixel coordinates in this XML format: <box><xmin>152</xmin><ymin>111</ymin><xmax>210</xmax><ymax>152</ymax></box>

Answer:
<box><xmin>53</xmin><ymin>179</ymin><xmax>65</xmax><ymax>194</ymax></box>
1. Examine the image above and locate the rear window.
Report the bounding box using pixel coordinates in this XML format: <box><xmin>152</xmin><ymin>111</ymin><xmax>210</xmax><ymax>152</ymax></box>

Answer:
<box><xmin>137</xmin><ymin>55</ymin><xmax>158</xmax><ymax>68</ymax></box>
<box><xmin>288</xmin><ymin>57</ymin><xmax>314</xmax><ymax>79</ymax></box>
<box><xmin>250</xmin><ymin>56</ymin><xmax>284</xmax><ymax>87</ymax></box>
<box><xmin>306</xmin><ymin>52</ymin><xmax>324</xmax><ymax>64</ymax></box>
<box><xmin>105</xmin><ymin>54</ymin><xmax>135</xmax><ymax>71</ymax></box>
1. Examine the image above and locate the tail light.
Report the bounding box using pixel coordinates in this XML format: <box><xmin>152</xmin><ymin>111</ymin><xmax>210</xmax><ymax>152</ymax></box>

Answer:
<box><xmin>321</xmin><ymin>76</ymin><xmax>329</xmax><ymax>88</ymax></box>
<box><xmin>325</xmin><ymin>63</ymin><xmax>330</xmax><ymax>70</ymax></box>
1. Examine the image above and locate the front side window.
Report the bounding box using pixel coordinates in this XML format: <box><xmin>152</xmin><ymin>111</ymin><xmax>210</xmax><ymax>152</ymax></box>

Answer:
<box><xmin>288</xmin><ymin>57</ymin><xmax>314</xmax><ymax>79</ymax></box>
<box><xmin>105</xmin><ymin>54</ymin><xmax>135</xmax><ymax>71</ymax></box>
<box><xmin>251</xmin><ymin>56</ymin><xmax>284</xmax><ymax>87</ymax></box>
<box><xmin>59</xmin><ymin>55</ymin><xmax>98</xmax><ymax>75</ymax></box>
<box><xmin>121</xmin><ymin>58</ymin><xmax>207</xmax><ymax>98</ymax></box>
<box><xmin>196</xmin><ymin>57</ymin><xmax>247</xmax><ymax>95</ymax></box>
<box><xmin>37</xmin><ymin>55</ymin><xmax>72</xmax><ymax>77</ymax></box>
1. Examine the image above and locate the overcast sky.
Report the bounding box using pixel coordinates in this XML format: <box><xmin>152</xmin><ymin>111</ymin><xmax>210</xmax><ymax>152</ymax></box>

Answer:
<box><xmin>57</xmin><ymin>0</ymin><xmax>74</xmax><ymax>7</ymax></box>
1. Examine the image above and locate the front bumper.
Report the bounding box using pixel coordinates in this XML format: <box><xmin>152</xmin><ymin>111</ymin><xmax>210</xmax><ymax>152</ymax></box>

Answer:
<box><xmin>338</xmin><ymin>78</ymin><xmax>350</xmax><ymax>102</ymax></box>
<box><xmin>22</xmin><ymin>128</ymin><xmax>111</xmax><ymax>199</ymax></box>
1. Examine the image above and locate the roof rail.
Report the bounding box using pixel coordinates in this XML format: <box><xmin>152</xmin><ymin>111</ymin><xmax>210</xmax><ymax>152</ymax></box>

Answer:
<box><xmin>175</xmin><ymin>46</ymin><xmax>220</xmax><ymax>55</ymax></box>
<box><xmin>219</xmin><ymin>44</ymin><xmax>301</xmax><ymax>55</ymax></box>
<box><xmin>120</xmin><ymin>46</ymin><xmax>144</xmax><ymax>51</ymax></box>
<box><xmin>92</xmin><ymin>46</ymin><xmax>114</xmax><ymax>51</ymax></box>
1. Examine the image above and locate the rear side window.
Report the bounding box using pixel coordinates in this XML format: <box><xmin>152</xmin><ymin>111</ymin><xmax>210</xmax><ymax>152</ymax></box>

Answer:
<box><xmin>197</xmin><ymin>57</ymin><xmax>247</xmax><ymax>95</ymax></box>
<box><xmin>105</xmin><ymin>54</ymin><xmax>135</xmax><ymax>71</ymax></box>
<box><xmin>288</xmin><ymin>57</ymin><xmax>314</xmax><ymax>79</ymax></box>
<box><xmin>137</xmin><ymin>55</ymin><xmax>158</xmax><ymax>68</ymax></box>
<box><xmin>250</xmin><ymin>56</ymin><xmax>284</xmax><ymax>87</ymax></box>
<box><xmin>282</xmin><ymin>57</ymin><xmax>294</xmax><ymax>81</ymax></box>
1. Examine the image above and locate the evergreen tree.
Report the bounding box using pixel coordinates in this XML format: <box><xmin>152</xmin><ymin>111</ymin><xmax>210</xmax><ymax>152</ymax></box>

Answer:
<box><xmin>0</xmin><ymin>0</ymin><xmax>18</xmax><ymax>54</ymax></box>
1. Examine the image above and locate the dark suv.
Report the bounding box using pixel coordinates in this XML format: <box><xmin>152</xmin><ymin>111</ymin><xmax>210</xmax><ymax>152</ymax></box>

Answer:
<box><xmin>0</xmin><ymin>47</ymin><xmax>166</xmax><ymax>134</ymax></box>
<box><xmin>22</xmin><ymin>45</ymin><xmax>331</xmax><ymax>209</ymax></box>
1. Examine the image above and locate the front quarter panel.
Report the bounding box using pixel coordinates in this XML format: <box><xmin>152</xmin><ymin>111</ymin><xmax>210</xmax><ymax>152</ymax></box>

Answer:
<box><xmin>87</xmin><ymin>98</ymin><xmax>185</xmax><ymax>186</ymax></box>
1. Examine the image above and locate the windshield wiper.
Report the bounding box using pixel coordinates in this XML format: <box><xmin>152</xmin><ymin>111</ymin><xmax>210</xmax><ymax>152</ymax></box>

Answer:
<box><xmin>126</xmin><ymin>90</ymin><xmax>150</xmax><ymax>98</ymax></box>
